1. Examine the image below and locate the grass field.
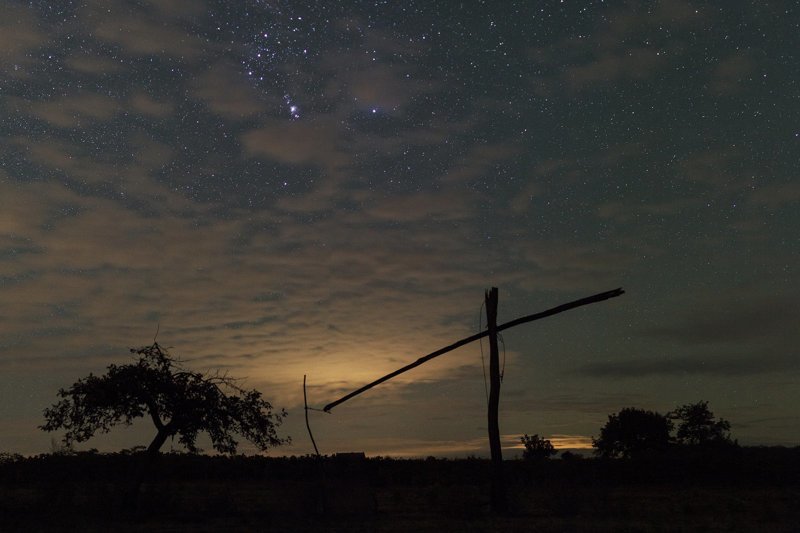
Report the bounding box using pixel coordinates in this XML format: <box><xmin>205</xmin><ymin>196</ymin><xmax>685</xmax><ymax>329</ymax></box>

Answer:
<box><xmin>2</xmin><ymin>450</ymin><xmax>799</xmax><ymax>531</ymax></box>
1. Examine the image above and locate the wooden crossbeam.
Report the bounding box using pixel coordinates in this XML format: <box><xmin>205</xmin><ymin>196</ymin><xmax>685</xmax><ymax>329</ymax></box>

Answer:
<box><xmin>322</xmin><ymin>287</ymin><xmax>624</xmax><ymax>412</ymax></box>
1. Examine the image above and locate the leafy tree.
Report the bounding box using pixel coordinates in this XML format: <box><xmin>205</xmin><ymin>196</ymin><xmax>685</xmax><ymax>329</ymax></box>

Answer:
<box><xmin>520</xmin><ymin>433</ymin><xmax>556</xmax><ymax>460</ymax></box>
<box><xmin>592</xmin><ymin>407</ymin><xmax>673</xmax><ymax>458</ymax></box>
<box><xmin>670</xmin><ymin>401</ymin><xmax>734</xmax><ymax>447</ymax></box>
<box><xmin>41</xmin><ymin>342</ymin><xmax>289</xmax><ymax>457</ymax></box>
<box><xmin>0</xmin><ymin>452</ymin><xmax>23</xmax><ymax>465</ymax></box>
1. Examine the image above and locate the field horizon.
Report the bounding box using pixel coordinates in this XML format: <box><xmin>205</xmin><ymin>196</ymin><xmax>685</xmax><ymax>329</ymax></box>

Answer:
<box><xmin>2</xmin><ymin>446</ymin><xmax>799</xmax><ymax>531</ymax></box>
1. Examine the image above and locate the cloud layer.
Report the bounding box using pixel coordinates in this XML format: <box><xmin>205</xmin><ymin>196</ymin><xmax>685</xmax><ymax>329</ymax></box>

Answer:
<box><xmin>1</xmin><ymin>0</ymin><xmax>797</xmax><ymax>456</ymax></box>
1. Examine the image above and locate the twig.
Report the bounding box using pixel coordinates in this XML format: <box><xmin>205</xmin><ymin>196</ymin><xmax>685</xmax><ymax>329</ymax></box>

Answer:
<box><xmin>304</xmin><ymin>375</ymin><xmax>321</xmax><ymax>457</ymax></box>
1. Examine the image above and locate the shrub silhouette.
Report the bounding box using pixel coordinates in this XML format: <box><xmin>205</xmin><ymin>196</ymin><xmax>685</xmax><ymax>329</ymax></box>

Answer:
<box><xmin>520</xmin><ymin>434</ymin><xmax>556</xmax><ymax>460</ymax></box>
<box><xmin>593</xmin><ymin>407</ymin><xmax>673</xmax><ymax>458</ymax></box>
<box><xmin>670</xmin><ymin>401</ymin><xmax>735</xmax><ymax>448</ymax></box>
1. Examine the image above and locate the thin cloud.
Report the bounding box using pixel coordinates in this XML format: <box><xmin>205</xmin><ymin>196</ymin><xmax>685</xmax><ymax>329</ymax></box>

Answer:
<box><xmin>642</xmin><ymin>296</ymin><xmax>800</xmax><ymax>345</ymax></box>
<box><xmin>64</xmin><ymin>52</ymin><xmax>124</xmax><ymax>74</ymax></box>
<box><xmin>509</xmin><ymin>434</ymin><xmax>593</xmax><ymax>450</ymax></box>
<box><xmin>84</xmin><ymin>1</ymin><xmax>208</xmax><ymax>59</ymax></box>
<box><xmin>564</xmin><ymin>48</ymin><xmax>668</xmax><ymax>90</ymax></box>
<box><xmin>0</xmin><ymin>5</ymin><xmax>48</xmax><ymax>73</ymax></box>
<box><xmin>576</xmin><ymin>353</ymin><xmax>797</xmax><ymax>378</ymax></box>
<box><xmin>241</xmin><ymin>117</ymin><xmax>350</xmax><ymax>170</ymax></box>
<box><xmin>709</xmin><ymin>51</ymin><xmax>756</xmax><ymax>94</ymax></box>
<box><xmin>193</xmin><ymin>62</ymin><xmax>270</xmax><ymax>120</ymax></box>
<box><xmin>130</xmin><ymin>93</ymin><xmax>174</xmax><ymax>118</ymax></box>
<box><xmin>21</xmin><ymin>93</ymin><xmax>123</xmax><ymax>128</ymax></box>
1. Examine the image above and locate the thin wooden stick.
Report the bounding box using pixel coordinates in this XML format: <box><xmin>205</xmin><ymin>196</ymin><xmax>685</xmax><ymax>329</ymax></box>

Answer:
<box><xmin>304</xmin><ymin>375</ymin><xmax>321</xmax><ymax>457</ymax></box>
<box><xmin>323</xmin><ymin>287</ymin><xmax>624</xmax><ymax>412</ymax></box>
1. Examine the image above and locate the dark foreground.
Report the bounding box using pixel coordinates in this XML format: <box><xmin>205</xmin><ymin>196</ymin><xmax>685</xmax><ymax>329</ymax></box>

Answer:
<box><xmin>2</xmin><ymin>448</ymin><xmax>799</xmax><ymax>532</ymax></box>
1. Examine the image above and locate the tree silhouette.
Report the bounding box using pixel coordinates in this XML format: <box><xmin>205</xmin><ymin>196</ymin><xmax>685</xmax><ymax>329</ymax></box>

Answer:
<box><xmin>670</xmin><ymin>401</ymin><xmax>734</xmax><ymax>447</ymax></box>
<box><xmin>41</xmin><ymin>342</ymin><xmax>289</xmax><ymax>457</ymax></box>
<box><xmin>592</xmin><ymin>407</ymin><xmax>673</xmax><ymax>458</ymax></box>
<box><xmin>520</xmin><ymin>433</ymin><xmax>556</xmax><ymax>460</ymax></box>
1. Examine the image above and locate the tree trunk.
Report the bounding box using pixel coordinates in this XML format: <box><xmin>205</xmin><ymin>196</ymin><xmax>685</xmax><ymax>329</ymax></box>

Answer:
<box><xmin>146</xmin><ymin>428</ymin><xmax>171</xmax><ymax>457</ymax></box>
<box><xmin>127</xmin><ymin>428</ymin><xmax>170</xmax><ymax>517</ymax></box>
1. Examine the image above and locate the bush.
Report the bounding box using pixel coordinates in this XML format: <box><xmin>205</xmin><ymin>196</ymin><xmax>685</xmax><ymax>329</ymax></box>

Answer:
<box><xmin>593</xmin><ymin>408</ymin><xmax>673</xmax><ymax>458</ymax></box>
<box><xmin>520</xmin><ymin>434</ymin><xmax>556</xmax><ymax>461</ymax></box>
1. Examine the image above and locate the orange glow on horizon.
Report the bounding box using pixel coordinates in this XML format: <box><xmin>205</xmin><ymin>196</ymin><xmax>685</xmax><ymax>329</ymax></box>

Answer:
<box><xmin>286</xmin><ymin>433</ymin><xmax>595</xmax><ymax>459</ymax></box>
<box><xmin>509</xmin><ymin>434</ymin><xmax>594</xmax><ymax>450</ymax></box>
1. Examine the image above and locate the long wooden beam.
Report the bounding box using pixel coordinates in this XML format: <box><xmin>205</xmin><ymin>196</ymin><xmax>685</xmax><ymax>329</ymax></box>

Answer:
<box><xmin>322</xmin><ymin>287</ymin><xmax>624</xmax><ymax>412</ymax></box>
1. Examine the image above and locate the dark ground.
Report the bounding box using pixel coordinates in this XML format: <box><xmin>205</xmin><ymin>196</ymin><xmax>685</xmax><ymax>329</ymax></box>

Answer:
<box><xmin>1</xmin><ymin>447</ymin><xmax>799</xmax><ymax>532</ymax></box>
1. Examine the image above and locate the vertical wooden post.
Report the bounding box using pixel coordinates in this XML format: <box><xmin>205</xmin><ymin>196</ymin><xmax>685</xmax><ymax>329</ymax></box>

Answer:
<box><xmin>485</xmin><ymin>287</ymin><xmax>507</xmax><ymax>513</ymax></box>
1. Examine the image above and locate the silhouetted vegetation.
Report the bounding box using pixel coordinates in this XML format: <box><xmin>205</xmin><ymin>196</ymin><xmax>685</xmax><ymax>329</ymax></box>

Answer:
<box><xmin>520</xmin><ymin>434</ymin><xmax>556</xmax><ymax>461</ymax></box>
<box><xmin>21</xmin><ymin>349</ymin><xmax>795</xmax><ymax>531</ymax></box>
<box><xmin>41</xmin><ymin>342</ymin><xmax>289</xmax><ymax>457</ymax></box>
<box><xmin>670</xmin><ymin>400</ymin><xmax>735</xmax><ymax>448</ymax></box>
<box><xmin>592</xmin><ymin>401</ymin><xmax>737</xmax><ymax>458</ymax></box>
<box><xmin>0</xmin><ymin>452</ymin><xmax>23</xmax><ymax>465</ymax></box>
<box><xmin>39</xmin><ymin>342</ymin><xmax>289</xmax><ymax>509</ymax></box>
<box><xmin>592</xmin><ymin>407</ymin><xmax>673</xmax><ymax>458</ymax></box>
<box><xmin>2</xmin><ymin>449</ymin><xmax>799</xmax><ymax>531</ymax></box>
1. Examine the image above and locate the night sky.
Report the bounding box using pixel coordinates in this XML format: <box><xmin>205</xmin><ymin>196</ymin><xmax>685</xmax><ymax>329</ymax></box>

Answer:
<box><xmin>1</xmin><ymin>0</ymin><xmax>798</xmax><ymax>458</ymax></box>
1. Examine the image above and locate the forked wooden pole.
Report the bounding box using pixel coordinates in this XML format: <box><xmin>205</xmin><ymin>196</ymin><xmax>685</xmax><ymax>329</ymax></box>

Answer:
<box><xmin>485</xmin><ymin>287</ymin><xmax>507</xmax><ymax>513</ymax></box>
<box><xmin>322</xmin><ymin>287</ymin><xmax>624</xmax><ymax>412</ymax></box>
<box><xmin>312</xmin><ymin>286</ymin><xmax>625</xmax><ymax>515</ymax></box>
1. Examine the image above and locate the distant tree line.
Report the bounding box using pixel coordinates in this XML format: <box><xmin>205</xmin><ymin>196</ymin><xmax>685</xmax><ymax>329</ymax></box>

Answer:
<box><xmin>522</xmin><ymin>401</ymin><xmax>735</xmax><ymax>460</ymax></box>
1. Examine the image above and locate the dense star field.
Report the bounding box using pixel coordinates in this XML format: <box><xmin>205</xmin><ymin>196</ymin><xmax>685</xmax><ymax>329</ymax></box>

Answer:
<box><xmin>0</xmin><ymin>1</ymin><xmax>798</xmax><ymax>457</ymax></box>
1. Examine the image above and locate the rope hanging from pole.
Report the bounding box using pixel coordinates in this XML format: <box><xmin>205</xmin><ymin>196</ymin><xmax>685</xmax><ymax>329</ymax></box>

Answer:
<box><xmin>303</xmin><ymin>374</ymin><xmax>321</xmax><ymax>458</ymax></box>
<box><xmin>478</xmin><ymin>299</ymin><xmax>490</xmax><ymax>406</ymax></box>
